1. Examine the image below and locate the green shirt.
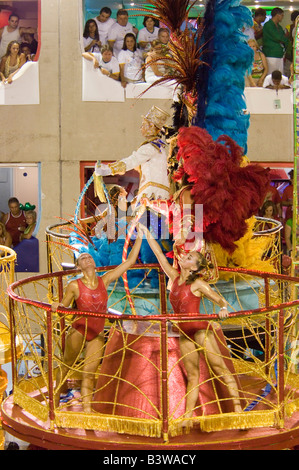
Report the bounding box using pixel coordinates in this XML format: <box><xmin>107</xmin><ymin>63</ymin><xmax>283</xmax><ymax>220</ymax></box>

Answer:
<box><xmin>262</xmin><ymin>19</ymin><xmax>290</xmax><ymax>58</ymax></box>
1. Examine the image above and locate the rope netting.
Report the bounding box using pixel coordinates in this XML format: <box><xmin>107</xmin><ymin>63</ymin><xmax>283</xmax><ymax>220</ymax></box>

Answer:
<box><xmin>6</xmin><ymin>265</ymin><xmax>299</xmax><ymax>439</ymax></box>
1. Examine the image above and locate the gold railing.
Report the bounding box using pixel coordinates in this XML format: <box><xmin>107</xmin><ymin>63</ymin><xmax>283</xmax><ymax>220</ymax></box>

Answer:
<box><xmin>6</xmin><ymin>265</ymin><xmax>299</xmax><ymax>441</ymax></box>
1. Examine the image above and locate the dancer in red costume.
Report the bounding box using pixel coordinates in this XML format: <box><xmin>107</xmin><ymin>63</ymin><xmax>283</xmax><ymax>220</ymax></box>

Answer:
<box><xmin>51</xmin><ymin>233</ymin><xmax>142</xmax><ymax>413</ymax></box>
<box><xmin>139</xmin><ymin>224</ymin><xmax>243</xmax><ymax>427</ymax></box>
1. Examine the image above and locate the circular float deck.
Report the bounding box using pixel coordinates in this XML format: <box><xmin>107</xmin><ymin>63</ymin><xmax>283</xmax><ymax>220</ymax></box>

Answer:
<box><xmin>2</xmin><ymin>266</ymin><xmax>299</xmax><ymax>450</ymax></box>
<box><xmin>3</xmin><ymin>394</ymin><xmax>299</xmax><ymax>450</ymax></box>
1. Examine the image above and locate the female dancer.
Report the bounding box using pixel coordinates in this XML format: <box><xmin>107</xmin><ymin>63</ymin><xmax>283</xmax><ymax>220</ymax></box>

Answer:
<box><xmin>51</xmin><ymin>231</ymin><xmax>142</xmax><ymax>412</ymax></box>
<box><xmin>139</xmin><ymin>224</ymin><xmax>243</xmax><ymax>425</ymax></box>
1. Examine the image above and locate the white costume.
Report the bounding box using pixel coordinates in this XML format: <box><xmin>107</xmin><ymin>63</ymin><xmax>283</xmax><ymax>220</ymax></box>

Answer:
<box><xmin>95</xmin><ymin>106</ymin><xmax>170</xmax><ymax>203</ymax></box>
<box><xmin>96</xmin><ymin>139</ymin><xmax>170</xmax><ymax>203</ymax></box>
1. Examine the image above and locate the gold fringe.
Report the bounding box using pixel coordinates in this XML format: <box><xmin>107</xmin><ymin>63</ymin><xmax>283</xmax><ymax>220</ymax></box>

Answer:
<box><xmin>13</xmin><ymin>386</ymin><xmax>49</xmax><ymax>422</ymax></box>
<box><xmin>0</xmin><ymin>430</ymin><xmax>4</xmax><ymax>450</ymax></box>
<box><xmin>55</xmin><ymin>411</ymin><xmax>162</xmax><ymax>437</ymax></box>
<box><xmin>169</xmin><ymin>410</ymin><xmax>276</xmax><ymax>435</ymax></box>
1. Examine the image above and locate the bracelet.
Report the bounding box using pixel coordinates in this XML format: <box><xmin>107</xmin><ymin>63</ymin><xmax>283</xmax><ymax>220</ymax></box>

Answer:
<box><xmin>220</xmin><ymin>306</ymin><xmax>227</xmax><ymax>310</ymax></box>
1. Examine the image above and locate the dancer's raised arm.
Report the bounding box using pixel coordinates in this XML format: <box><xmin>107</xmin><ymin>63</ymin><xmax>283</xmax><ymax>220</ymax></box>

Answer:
<box><xmin>102</xmin><ymin>234</ymin><xmax>142</xmax><ymax>286</ymax></box>
<box><xmin>138</xmin><ymin>224</ymin><xmax>178</xmax><ymax>282</ymax></box>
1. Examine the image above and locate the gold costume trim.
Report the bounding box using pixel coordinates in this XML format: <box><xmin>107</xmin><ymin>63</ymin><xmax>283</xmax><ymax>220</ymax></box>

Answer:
<box><xmin>138</xmin><ymin>181</ymin><xmax>170</xmax><ymax>195</ymax></box>
<box><xmin>108</xmin><ymin>161</ymin><xmax>127</xmax><ymax>175</ymax></box>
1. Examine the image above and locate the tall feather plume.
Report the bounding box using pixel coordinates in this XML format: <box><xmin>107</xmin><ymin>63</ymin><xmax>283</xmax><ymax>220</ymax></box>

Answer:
<box><xmin>140</xmin><ymin>25</ymin><xmax>207</xmax><ymax>100</ymax></box>
<box><xmin>199</xmin><ymin>0</ymin><xmax>253</xmax><ymax>152</ymax></box>
<box><xmin>194</xmin><ymin>0</ymin><xmax>216</xmax><ymax>128</ymax></box>
<box><xmin>128</xmin><ymin>0</ymin><xmax>196</xmax><ymax>33</ymax></box>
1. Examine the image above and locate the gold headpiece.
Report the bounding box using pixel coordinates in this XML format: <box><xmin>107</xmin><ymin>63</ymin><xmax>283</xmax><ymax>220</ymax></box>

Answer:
<box><xmin>143</xmin><ymin>106</ymin><xmax>170</xmax><ymax>130</ymax></box>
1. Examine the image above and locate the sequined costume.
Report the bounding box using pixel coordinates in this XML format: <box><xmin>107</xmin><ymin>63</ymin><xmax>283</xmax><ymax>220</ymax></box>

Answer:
<box><xmin>72</xmin><ymin>277</ymin><xmax>108</xmax><ymax>341</ymax></box>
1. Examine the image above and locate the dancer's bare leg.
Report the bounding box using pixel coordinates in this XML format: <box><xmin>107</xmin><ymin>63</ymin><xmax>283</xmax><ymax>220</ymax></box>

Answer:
<box><xmin>195</xmin><ymin>329</ymin><xmax>242</xmax><ymax>413</ymax></box>
<box><xmin>81</xmin><ymin>333</ymin><xmax>105</xmax><ymax>413</ymax></box>
<box><xmin>55</xmin><ymin>328</ymin><xmax>85</xmax><ymax>408</ymax></box>
<box><xmin>179</xmin><ymin>335</ymin><xmax>201</xmax><ymax>426</ymax></box>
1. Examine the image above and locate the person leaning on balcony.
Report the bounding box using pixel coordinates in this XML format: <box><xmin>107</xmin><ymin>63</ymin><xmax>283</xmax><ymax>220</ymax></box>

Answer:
<box><xmin>262</xmin><ymin>70</ymin><xmax>291</xmax><ymax>90</ymax></box>
<box><xmin>0</xmin><ymin>40</ymin><xmax>26</xmax><ymax>84</ymax></box>
<box><xmin>82</xmin><ymin>45</ymin><xmax>120</xmax><ymax>81</ymax></box>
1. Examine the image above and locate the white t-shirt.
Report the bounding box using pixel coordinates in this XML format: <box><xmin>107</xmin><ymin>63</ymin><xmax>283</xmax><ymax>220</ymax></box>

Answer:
<box><xmin>137</xmin><ymin>26</ymin><xmax>159</xmax><ymax>50</ymax></box>
<box><xmin>108</xmin><ymin>22</ymin><xmax>135</xmax><ymax>58</ymax></box>
<box><xmin>263</xmin><ymin>74</ymin><xmax>290</xmax><ymax>88</ymax></box>
<box><xmin>0</xmin><ymin>26</ymin><xmax>21</xmax><ymax>58</ymax></box>
<box><xmin>92</xmin><ymin>52</ymin><xmax>120</xmax><ymax>74</ymax></box>
<box><xmin>92</xmin><ymin>16</ymin><xmax>115</xmax><ymax>45</ymax></box>
<box><xmin>118</xmin><ymin>49</ymin><xmax>144</xmax><ymax>82</ymax></box>
<box><xmin>83</xmin><ymin>36</ymin><xmax>101</xmax><ymax>53</ymax></box>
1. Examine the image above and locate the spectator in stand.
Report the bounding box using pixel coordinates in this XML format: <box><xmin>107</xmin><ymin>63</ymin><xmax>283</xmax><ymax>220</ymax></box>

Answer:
<box><xmin>284</xmin><ymin>11</ymin><xmax>299</xmax><ymax>77</ymax></box>
<box><xmin>118</xmin><ymin>33</ymin><xmax>144</xmax><ymax>88</ymax></box>
<box><xmin>262</xmin><ymin>8</ymin><xmax>291</xmax><ymax>74</ymax></box>
<box><xmin>263</xmin><ymin>70</ymin><xmax>291</xmax><ymax>89</ymax></box>
<box><xmin>157</xmin><ymin>27</ymin><xmax>171</xmax><ymax>57</ymax></box>
<box><xmin>0</xmin><ymin>13</ymin><xmax>36</xmax><ymax>59</ymax></box>
<box><xmin>19</xmin><ymin>210</ymin><xmax>37</xmax><ymax>241</ymax></box>
<box><xmin>0</xmin><ymin>222</ymin><xmax>12</xmax><ymax>254</ymax></box>
<box><xmin>108</xmin><ymin>9</ymin><xmax>138</xmax><ymax>59</ymax></box>
<box><xmin>285</xmin><ymin>10</ymin><xmax>299</xmax><ymax>40</ymax></box>
<box><xmin>260</xmin><ymin>200</ymin><xmax>279</xmax><ymax>220</ymax></box>
<box><xmin>285</xmin><ymin>217</ymin><xmax>293</xmax><ymax>256</ymax></box>
<box><xmin>245</xmin><ymin>38</ymin><xmax>268</xmax><ymax>87</ymax></box>
<box><xmin>282</xmin><ymin>169</ymin><xmax>294</xmax><ymax>223</ymax></box>
<box><xmin>145</xmin><ymin>39</ymin><xmax>172</xmax><ymax>84</ymax></box>
<box><xmin>1</xmin><ymin>197</ymin><xmax>27</xmax><ymax>248</ymax></box>
<box><xmin>92</xmin><ymin>7</ymin><xmax>115</xmax><ymax>46</ymax></box>
<box><xmin>253</xmin><ymin>8</ymin><xmax>267</xmax><ymax>45</ymax></box>
<box><xmin>20</xmin><ymin>32</ymin><xmax>38</xmax><ymax>54</ymax></box>
<box><xmin>83</xmin><ymin>19</ymin><xmax>101</xmax><ymax>53</ymax></box>
<box><xmin>138</xmin><ymin>16</ymin><xmax>159</xmax><ymax>54</ymax></box>
<box><xmin>20</xmin><ymin>42</ymin><xmax>35</xmax><ymax>61</ymax></box>
<box><xmin>0</xmin><ymin>41</ymin><xmax>26</xmax><ymax>84</ymax></box>
<box><xmin>82</xmin><ymin>45</ymin><xmax>120</xmax><ymax>81</ymax></box>
<box><xmin>262</xmin><ymin>182</ymin><xmax>282</xmax><ymax>219</ymax></box>
<box><xmin>158</xmin><ymin>27</ymin><xmax>170</xmax><ymax>45</ymax></box>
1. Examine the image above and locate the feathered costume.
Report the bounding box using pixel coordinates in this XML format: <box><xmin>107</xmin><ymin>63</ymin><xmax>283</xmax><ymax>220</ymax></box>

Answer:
<box><xmin>135</xmin><ymin>0</ymin><xmax>270</xmax><ymax>271</ymax></box>
<box><xmin>174</xmin><ymin>127</ymin><xmax>269</xmax><ymax>253</ymax></box>
<box><xmin>195</xmin><ymin>0</ymin><xmax>253</xmax><ymax>152</ymax></box>
<box><xmin>66</xmin><ymin>0</ymin><xmax>270</xmax><ymax>282</ymax></box>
